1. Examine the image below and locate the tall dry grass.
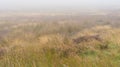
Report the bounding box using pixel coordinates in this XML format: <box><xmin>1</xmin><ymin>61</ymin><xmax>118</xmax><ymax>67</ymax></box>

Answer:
<box><xmin>0</xmin><ymin>22</ymin><xmax>120</xmax><ymax>67</ymax></box>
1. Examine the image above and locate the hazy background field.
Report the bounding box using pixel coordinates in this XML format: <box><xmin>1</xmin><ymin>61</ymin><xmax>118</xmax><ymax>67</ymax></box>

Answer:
<box><xmin>0</xmin><ymin>0</ymin><xmax>120</xmax><ymax>67</ymax></box>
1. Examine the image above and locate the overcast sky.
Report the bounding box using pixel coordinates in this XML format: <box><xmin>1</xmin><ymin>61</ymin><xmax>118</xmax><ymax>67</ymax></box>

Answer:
<box><xmin>0</xmin><ymin>0</ymin><xmax>119</xmax><ymax>11</ymax></box>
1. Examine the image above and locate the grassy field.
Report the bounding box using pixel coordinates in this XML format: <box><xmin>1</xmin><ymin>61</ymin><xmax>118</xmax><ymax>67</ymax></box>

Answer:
<box><xmin>0</xmin><ymin>13</ymin><xmax>120</xmax><ymax>67</ymax></box>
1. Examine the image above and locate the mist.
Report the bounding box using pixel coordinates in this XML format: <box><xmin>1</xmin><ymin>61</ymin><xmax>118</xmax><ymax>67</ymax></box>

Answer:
<box><xmin>0</xmin><ymin>0</ymin><xmax>120</xmax><ymax>12</ymax></box>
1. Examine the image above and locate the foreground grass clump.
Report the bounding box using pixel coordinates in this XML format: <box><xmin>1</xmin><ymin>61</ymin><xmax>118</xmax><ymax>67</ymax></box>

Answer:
<box><xmin>0</xmin><ymin>22</ymin><xmax>120</xmax><ymax>67</ymax></box>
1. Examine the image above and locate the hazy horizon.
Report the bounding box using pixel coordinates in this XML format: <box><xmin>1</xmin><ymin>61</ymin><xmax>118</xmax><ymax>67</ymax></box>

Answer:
<box><xmin>0</xmin><ymin>0</ymin><xmax>120</xmax><ymax>12</ymax></box>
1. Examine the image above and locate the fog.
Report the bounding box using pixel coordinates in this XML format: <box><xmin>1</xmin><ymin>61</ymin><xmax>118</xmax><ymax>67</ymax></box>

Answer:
<box><xmin>0</xmin><ymin>0</ymin><xmax>120</xmax><ymax>11</ymax></box>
